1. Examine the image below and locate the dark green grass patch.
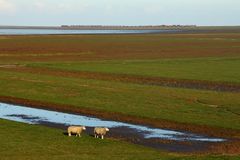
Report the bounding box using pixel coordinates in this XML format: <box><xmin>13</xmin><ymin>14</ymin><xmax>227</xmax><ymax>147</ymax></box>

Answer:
<box><xmin>0</xmin><ymin>119</ymin><xmax>165</xmax><ymax>160</ymax></box>
<box><xmin>0</xmin><ymin>119</ymin><xmax>239</xmax><ymax>160</ymax></box>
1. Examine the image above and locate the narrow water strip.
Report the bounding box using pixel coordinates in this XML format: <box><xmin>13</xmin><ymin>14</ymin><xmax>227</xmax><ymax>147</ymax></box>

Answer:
<box><xmin>0</xmin><ymin>102</ymin><xmax>226</xmax><ymax>152</ymax></box>
<box><xmin>0</xmin><ymin>29</ymin><xmax>180</xmax><ymax>35</ymax></box>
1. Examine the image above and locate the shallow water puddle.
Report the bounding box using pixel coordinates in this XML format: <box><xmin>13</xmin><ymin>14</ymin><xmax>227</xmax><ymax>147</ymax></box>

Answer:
<box><xmin>0</xmin><ymin>103</ymin><xmax>226</xmax><ymax>151</ymax></box>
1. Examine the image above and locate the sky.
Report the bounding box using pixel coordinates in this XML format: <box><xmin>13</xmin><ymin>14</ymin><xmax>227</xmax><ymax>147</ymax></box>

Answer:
<box><xmin>0</xmin><ymin>0</ymin><xmax>239</xmax><ymax>26</ymax></box>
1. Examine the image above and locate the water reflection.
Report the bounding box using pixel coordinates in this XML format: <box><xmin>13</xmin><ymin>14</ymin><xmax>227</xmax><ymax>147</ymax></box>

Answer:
<box><xmin>0</xmin><ymin>102</ymin><xmax>225</xmax><ymax>142</ymax></box>
<box><xmin>0</xmin><ymin>29</ymin><xmax>178</xmax><ymax>35</ymax></box>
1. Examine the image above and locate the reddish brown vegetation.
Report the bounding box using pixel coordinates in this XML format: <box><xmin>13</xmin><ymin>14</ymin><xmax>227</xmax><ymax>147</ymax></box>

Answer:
<box><xmin>0</xmin><ymin>34</ymin><xmax>240</xmax><ymax>62</ymax></box>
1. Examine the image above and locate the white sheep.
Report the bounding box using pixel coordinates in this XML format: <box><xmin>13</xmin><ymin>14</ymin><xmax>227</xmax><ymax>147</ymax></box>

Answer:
<box><xmin>94</xmin><ymin>127</ymin><xmax>110</xmax><ymax>139</ymax></box>
<box><xmin>67</xmin><ymin>126</ymin><xmax>86</xmax><ymax>137</ymax></box>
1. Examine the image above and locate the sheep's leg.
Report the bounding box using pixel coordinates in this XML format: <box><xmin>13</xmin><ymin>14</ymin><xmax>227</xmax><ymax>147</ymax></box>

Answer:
<box><xmin>101</xmin><ymin>135</ymin><xmax>104</xmax><ymax>139</ymax></box>
<box><xmin>68</xmin><ymin>132</ymin><xmax>71</xmax><ymax>136</ymax></box>
<box><xmin>79</xmin><ymin>134</ymin><xmax>81</xmax><ymax>137</ymax></box>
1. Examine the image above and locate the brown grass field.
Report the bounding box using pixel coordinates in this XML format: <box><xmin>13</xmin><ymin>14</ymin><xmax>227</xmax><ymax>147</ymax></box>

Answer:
<box><xmin>0</xmin><ymin>33</ymin><xmax>240</xmax><ymax>62</ymax></box>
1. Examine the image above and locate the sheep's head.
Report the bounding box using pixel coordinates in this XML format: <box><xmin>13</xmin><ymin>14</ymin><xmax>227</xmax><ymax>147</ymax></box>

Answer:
<box><xmin>105</xmin><ymin>128</ymin><xmax>109</xmax><ymax>132</ymax></box>
<box><xmin>82</xmin><ymin>126</ymin><xmax>86</xmax><ymax>130</ymax></box>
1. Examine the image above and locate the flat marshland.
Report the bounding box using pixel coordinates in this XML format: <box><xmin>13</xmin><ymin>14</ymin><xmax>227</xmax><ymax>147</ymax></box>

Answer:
<box><xmin>0</xmin><ymin>32</ymin><xmax>240</xmax><ymax>159</ymax></box>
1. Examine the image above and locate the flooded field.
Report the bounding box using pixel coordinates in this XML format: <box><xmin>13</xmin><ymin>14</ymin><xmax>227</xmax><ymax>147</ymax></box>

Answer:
<box><xmin>0</xmin><ymin>102</ymin><xmax>226</xmax><ymax>152</ymax></box>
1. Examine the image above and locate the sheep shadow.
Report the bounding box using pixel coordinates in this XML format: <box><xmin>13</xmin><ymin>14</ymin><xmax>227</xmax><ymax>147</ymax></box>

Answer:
<box><xmin>63</xmin><ymin>132</ymin><xmax>69</xmax><ymax>136</ymax></box>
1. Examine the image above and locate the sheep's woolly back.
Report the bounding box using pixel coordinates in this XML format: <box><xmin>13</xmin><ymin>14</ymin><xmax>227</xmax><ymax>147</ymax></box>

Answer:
<box><xmin>94</xmin><ymin>127</ymin><xmax>109</xmax><ymax>135</ymax></box>
<box><xmin>68</xmin><ymin>126</ymin><xmax>86</xmax><ymax>134</ymax></box>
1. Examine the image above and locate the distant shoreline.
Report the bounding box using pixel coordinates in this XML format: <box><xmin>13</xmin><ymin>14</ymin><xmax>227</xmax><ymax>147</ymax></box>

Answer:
<box><xmin>0</xmin><ymin>25</ymin><xmax>240</xmax><ymax>35</ymax></box>
<box><xmin>0</xmin><ymin>25</ymin><xmax>197</xmax><ymax>30</ymax></box>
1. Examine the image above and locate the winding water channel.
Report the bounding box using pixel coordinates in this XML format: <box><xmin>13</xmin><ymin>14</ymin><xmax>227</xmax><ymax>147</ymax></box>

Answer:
<box><xmin>0</xmin><ymin>102</ymin><xmax>226</xmax><ymax>152</ymax></box>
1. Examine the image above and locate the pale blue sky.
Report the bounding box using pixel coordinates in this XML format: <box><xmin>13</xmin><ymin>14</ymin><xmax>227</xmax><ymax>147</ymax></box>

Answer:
<box><xmin>0</xmin><ymin>0</ymin><xmax>239</xmax><ymax>26</ymax></box>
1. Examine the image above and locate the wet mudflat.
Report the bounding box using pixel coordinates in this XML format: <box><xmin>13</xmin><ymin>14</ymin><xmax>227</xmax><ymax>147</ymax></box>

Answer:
<box><xmin>0</xmin><ymin>102</ymin><xmax>226</xmax><ymax>153</ymax></box>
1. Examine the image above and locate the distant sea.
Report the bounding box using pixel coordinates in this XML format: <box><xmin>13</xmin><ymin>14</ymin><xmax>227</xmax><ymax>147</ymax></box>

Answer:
<box><xmin>0</xmin><ymin>28</ymin><xmax>180</xmax><ymax>35</ymax></box>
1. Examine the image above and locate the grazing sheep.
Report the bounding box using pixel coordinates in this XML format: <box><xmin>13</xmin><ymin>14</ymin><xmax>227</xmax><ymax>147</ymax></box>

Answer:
<box><xmin>94</xmin><ymin>127</ymin><xmax>110</xmax><ymax>139</ymax></box>
<box><xmin>68</xmin><ymin>126</ymin><xmax>86</xmax><ymax>137</ymax></box>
